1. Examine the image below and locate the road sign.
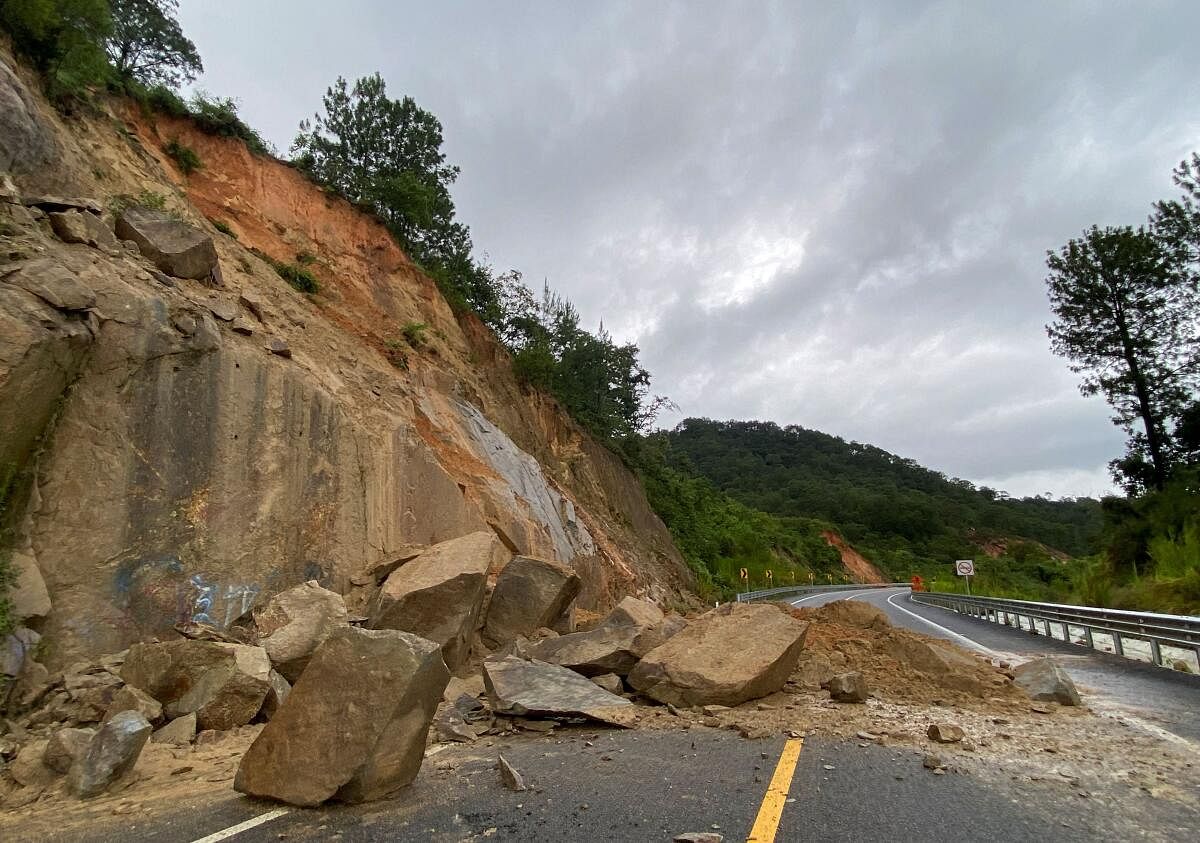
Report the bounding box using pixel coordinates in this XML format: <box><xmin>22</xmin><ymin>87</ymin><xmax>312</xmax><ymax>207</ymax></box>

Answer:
<box><xmin>765</xmin><ymin>570</ymin><xmax>773</xmax><ymax>581</ymax></box>
<box><xmin>739</xmin><ymin>568</ymin><xmax>749</xmax><ymax>581</ymax></box>
<box><xmin>955</xmin><ymin>560</ymin><xmax>975</xmax><ymax>576</ymax></box>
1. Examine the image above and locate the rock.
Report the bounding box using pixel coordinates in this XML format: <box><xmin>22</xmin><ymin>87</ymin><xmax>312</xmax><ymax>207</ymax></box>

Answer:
<box><xmin>590</xmin><ymin>673</ymin><xmax>624</xmax><ymax>695</ymax></box>
<box><xmin>442</xmin><ymin>674</ymin><xmax>485</xmax><ymax>703</ymax></box>
<box><xmin>20</xmin><ymin>196</ymin><xmax>102</xmax><ymax>215</ymax></box>
<box><xmin>1172</xmin><ymin>660</ymin><xmax>1193</xmax><ymax>674</ymax></box>
<box><xmin>498</xmin><ymin>755</ymin><xmax>525</xmax><ymax>791</ymax></box>
<box><xmin>483</xmin><ymin>655</ymin><xmax>632</xmax><ymax>720</ymax></box>
<box><xmin>702</xmin><ymin>704</ymin><xmax>731</xmax><ymax>716</ymax></box>
<box><xmin>44</xmin><ymin>727</ymin><xmax>94</xmax><ymax>774</ymax></box>
<box><xmin>67</xmin><ymin>711</ymin><xmax>153</xmax><ymax>799</ymax></box>
<box><xmin>922</xmin><ymin>754</ymin><xmax>944</xmax><ymax>770</ymax></box>
<box><xmin>231</xmin><ymin>318</ymin><xmax>255</xmax><ymax>335</ymax></box>
<box><xmin>1012</xmin><ymin>658</ymin><xmax>1082</xmax><ymax>706</ymax></box>
<box><xmin>11</xmin><ymin>658</ymin><xmax>51</xmax><ymax>709</ymax></box>
<box><xmin>207</xmin><ymin>298</ymin><xmax>238</xmax><ymax>322</ymax></box>
<box><xmin>260</xmin><ymin>670</ymin><xmax>291</xmax><ymax>720</ymax></box>
<box><xmin>2</xmin><ymin>625</ymin><xmax>40</xmax><ymax>676</ymax></box>
<box><xmin>3</xmin><ymin>258</ymin><xmax>95</xmax><ymax>310</ymax></box>
<box><xmin>794</xmin><ymin>653</ymin><xmax>837</xmax><ymax>690</ymax></box>
<box><xmin>115</xmin><ymin>206</ymin><xmax>218</xmax><ymax>279</ymax></box>
<box><xmin>434</xmin><ymin>707</ymin><xmax>476</xmax><ymax>743</ymax></box>
<box><xmin>527</xmin><ymin>596</ymin><xmax>675</xmax><ymax>677</ymax></box>
<box><xmin>927</xmin><ymin>723</ymin><xmax>965</xmax><ymax>743</ymax></box>
<box><xmin>674</xmin><ymin>834</ymin><xmax>724</xmax><ymax>843</ymax></box>
<box><xmin>266</xmin><ymin>337</ymin><xmax>291</xmax><ymax>357</ymax></box>
<box><xmin>627</xmin><ymin>603</ymin><xmax>809</xmax><ymax>707</ymax></box>
<box><xmin>120</xmin><ymin>640</ymin><xmax>271</xmax><ymax>731</ymax></box>
<box><xmin>825</xmin><ymin>671</ymin><xmax>870</xmax><ymax>703</ymax></box>
<box><xmin>349</xmin><ymin>549</ymin><xmax>423</xmax><ymax>587</ymax></box>
<box><xmin>482</xmin><ymin>555</ymin><xmax>581</xmax><ymax>646</ymax></box>
<box><xmin>9</xmin><ymin>549</ymin><xmax>51</xmax><ymax>620</ymax></box>
<box><xmin>11</xmin><ymin>740</ymin><xmax>53</xmax><ymax>787</ymax></box>
<box><xmin>1</xmin><ymin>784</ymin><xmax>44</xmax><ymax>809</ymax></box>
<box><xmin>238</xmin><ymin>293</ymin><xmax>266</xmax><ymax>321</ymax></box>
<box><xmin>255</xmin><ymin>581</ymin><xmax>348</xmax><ymax>682</ymax></box>
<box><xmin>370</xmin><ymin>531</ymin><xmax>509</xmax><ymax>670</ymax></box>
<box><xmin>234</xmin><ymin>627</ymin><xmax>450</xmax><ymax>806</ymax></box>
<box><xmin>48</xmin><ymin>210</ymin><xmax>119</xmax><ymax>249</ymax></box>
<box><xmin>151</xmin><ymin>713</ymin><xmax>196</xmax><ymax>746</ymax></box>
<box><xmin>102</xmin><ymin>686</ymin><xmax>163</xmax><ymax>725</ymax></box>
<box><xmin>883</xmin><ymin>633</ymin><xmax>986</xmax><ymax>694</ymax></box>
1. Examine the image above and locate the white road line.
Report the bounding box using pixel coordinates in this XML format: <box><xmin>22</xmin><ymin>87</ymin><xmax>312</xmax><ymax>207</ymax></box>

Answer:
<box><xmin>790</xmin><ymin>591</ymin><xmax>842</xmax><ymax>606</ymax></box>
<box><xmin>883</xmin><ymin>590</ymin><xmax>1000</xmax><ymax>657</ymax></box>
<box><xmin>188</xmin><ymin>808</ymin><xmax>290</xmax><ymax>843</ymax></box>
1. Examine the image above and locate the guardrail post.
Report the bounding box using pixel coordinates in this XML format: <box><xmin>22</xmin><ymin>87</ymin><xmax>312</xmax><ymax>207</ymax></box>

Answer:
<box><xmin>1061</xmin><ymin>622</ymin><xmax>1070</xmax><ymax>643</ymax></box>
<box><xmin>1028</xmin><ymin>616</ymin><xmax>1037</xmax><ymax>634</ymax></box>
<box><xmin>1043</xmin><ymin>618</ymin><xmax>1053</xmax><ymax>637</ymax></box>
<box><xmin>1112</xmin><ymin>631</ymin><xmax>1124</xmax><ymax>656</ymax></box>
<box><xmin>1082</xmin><ymin>627</ymin><xmax>1094</xmax><ymax>649</ymax></box>
<box><xmin>1149</xmin><ymin>639</ymin><xmax>1163</xmax><ymax>666</ymax></box>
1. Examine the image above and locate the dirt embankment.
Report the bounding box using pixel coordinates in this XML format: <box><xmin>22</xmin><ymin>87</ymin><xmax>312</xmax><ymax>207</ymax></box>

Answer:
<box><xmin>821</xmin><ymin>531</ymin><xmax>887</xmax><ymax>583</ymax></box>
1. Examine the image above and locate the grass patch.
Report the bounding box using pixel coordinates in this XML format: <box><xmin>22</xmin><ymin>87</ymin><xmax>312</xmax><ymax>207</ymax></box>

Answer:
<box><xmin>252</xmin><ymin>249</ymin><xmax>319</xmax><ymax>294</ymax></box>
<box><xmin>401</xmin><ymin>321</ymin><xmax>428</xmax><ymax>347</ymax></box>
<box><xmin>210</xmin><ymin>219</ymin><xmax>237</xmax><ymax>238</ymax></box>
<box><xmin>164</xmin><ymin>139</ymin><xmax>202</xmax><ymax>175</ymax></box>
<box><xmin>295</xmin><ymin>251</ymin><xmax>317</xmax><ymax>266</ymax></box>
<box><xmin>108</xmin><ymin>190</ymin><xmax>170</xmax><ymax>214</ymax></box>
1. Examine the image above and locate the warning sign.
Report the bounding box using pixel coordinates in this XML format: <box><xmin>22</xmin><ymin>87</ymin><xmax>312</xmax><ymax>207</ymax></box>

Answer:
<box><xmin>955</xmin><ymin>559</ymin><xmax>975</xmax><ymax>577</ymax></box>
<box><xmin>739</xmin><ymin>568</ymin><xmax>749</xmax><ymax>581</ymax></box>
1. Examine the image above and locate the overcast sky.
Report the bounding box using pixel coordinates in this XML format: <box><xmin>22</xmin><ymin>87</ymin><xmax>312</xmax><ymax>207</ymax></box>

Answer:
<box><xmin>178</xmin><ymin>1</ymin><xmax>1199</xmax><ymax>499</ymax></box>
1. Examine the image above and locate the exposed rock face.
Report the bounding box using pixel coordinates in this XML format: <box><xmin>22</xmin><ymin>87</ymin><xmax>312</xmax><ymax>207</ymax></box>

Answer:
<box><xmin>483</xmin><ymin>555</ymin><xmax>581</xmax><ymax>646</ymax></box>
<box><xmin>1013</xmin><ymin>658</ymin><xmax>1082</xmax><ymax>706</ymax></box>
<box><xmin>49</xmin><ymin>209</ymin><xmax>118</xmax><ymax>249</ymax></box>
<box><xmin>371</xmin><ymin>531</ymin><xmax>508</xmax><ymax>669</ymax></box>
<box><xmin>67</xmin><ymin>710</ymin><xmax>152</xmax><ymax>798</ymax></box>
<box><xmin>120</xmin><ymin>640</ymin><xmax>271</xmax><ymax>730</ymax></box>
<box><xmin>0</xmin><ymin>55</ymin><xmax>696</xmax><ymax>673</ymax></box>
<box><xmin>234</xmin><ymin>627</ymin><xmax>449</xmax><ymax>806</ymax></box>
<box><xmin>115</xmin><ymin>206</ymin><xmax>219</xmax><ymax>279</ymax></box>
<box><xmin>628</xmin><ymin>603</ymin><xmax>809</xmax><ymax>707</ymax></box>
<box><xmin>3</xmin><ymin>257</ymin><xmax>96</xmax><ymax>311</ymax></box>
<box><xmin>260</xmin><ymin>670</ymin><xmax>291</xmax><ymax>720</ymax></box>
<box><xmin>255</xmin><ymin>581</ymin><xmax>348</xmax><ymax>682</ymax></box>
<box><xmin>483</xmin><ymin>655</ymin><xmax>631</xmax><ymax>719</ymax></box>
<box><xmin>0</xmin><ymin>55</ymin><xmax>58</xmax><ymax>174</ymax></box>
<box><xmin>526</xmin><ymin>596</ymin><xmax>676</xmax><ymax>678</ymax></box>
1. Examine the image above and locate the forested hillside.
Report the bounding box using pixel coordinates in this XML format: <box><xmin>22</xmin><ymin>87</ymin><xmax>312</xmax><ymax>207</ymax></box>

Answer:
<box><xmin>662</xmin><ymin>418</ymin><xmax>1104</xmax><ymax>578</ymax></box>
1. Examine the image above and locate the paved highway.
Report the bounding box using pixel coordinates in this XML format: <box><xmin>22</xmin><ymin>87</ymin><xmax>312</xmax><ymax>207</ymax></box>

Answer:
<box><xmin>797</xmin><ymin>587</ymin><xmax>1200</xmax><ymax>744</ymax></box>
<box><xmin>16</xmin><ymin>587</ymin><xmax>1200</xmax><ymax>843</ymax></box>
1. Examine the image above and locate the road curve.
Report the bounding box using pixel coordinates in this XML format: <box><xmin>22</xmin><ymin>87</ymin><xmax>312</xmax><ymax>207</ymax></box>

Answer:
<box><xmin>794</xmin><ymin>586</ymin><xmax>1200</xmax><ymax>744</ymax></box>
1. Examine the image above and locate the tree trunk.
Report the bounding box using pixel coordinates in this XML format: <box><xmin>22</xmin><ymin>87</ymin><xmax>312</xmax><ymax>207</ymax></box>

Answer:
<box><xmin>1114</xmin><ymin>306</ymin><xmax>1168</xmax><ymax>490</ymax></box>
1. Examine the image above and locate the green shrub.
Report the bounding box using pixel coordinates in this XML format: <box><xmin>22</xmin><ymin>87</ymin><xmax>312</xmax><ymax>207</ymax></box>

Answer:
<box><xmin>107</xmin><ymin>189</ymin><xmax>168</xmax><ymax>213</ymax></box>
<box><xmin>188</xmin><ymin>92</ymin><xmax>273</xmax><ymax>156</ymax></box>
<box><xmin>401</xmin><ymin>321</ymin><xmax>428</xmax><ymax>347</ymax></box>
<box><xmin>251</xmin><ymin>249</ymin><xmax>318</xmax><ymax>294</ymax></box>
<box><xmin>164</xmin><ymin>138</ymin><xmax>201</xmax><ymax>175</ymax></box>
<box><xmin>209</xmin><ymin>218</ymin><xmax>236</xmax><ymax>238</ymax></box>
<box><xmin>0</xmin><ymin>0</ymin><xmax>113</xmax><ymax>104</ymax></box>
<box><xmin>295</xmin><ymin>251</ymin><xmax>317</xmax><ymax>266</ymax></box>
<box><xmin>137</xmin><ymin>82</ymin><xmax>188</xmax><ymax>117</ymax></box>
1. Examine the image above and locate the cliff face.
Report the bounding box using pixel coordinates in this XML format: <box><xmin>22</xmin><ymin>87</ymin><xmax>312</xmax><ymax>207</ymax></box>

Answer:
<box><xmin>0</xmin><ymin>49</ymin><xmax>693</xmax><ymax>668</ymax></box>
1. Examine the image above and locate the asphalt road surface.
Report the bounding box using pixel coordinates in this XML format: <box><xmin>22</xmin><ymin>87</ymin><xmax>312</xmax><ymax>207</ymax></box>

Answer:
<box><xmin>18</xmin><ymin>587</ymin><xmax>1200</xmax><ymax>843</ymax></box>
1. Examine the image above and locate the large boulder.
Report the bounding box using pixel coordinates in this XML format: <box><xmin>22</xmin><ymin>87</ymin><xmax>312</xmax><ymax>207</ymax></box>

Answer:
<box><xmin>48</xmin><ymin>209</ymin><xmax>119</xmax><ymax>250</ymax></box>
<box><xmin>483</xmin><ymin>655</ymin><xmax>631</xmax><ymax>720</ymax></box>
<box><xmin>1013</xmin><ymin>657</ymin><xmax>1082</xmax><ymax>706</ymax></box>
<box><xmin>102</xmin><ymin>685</ymin><xmax>163</xmax><ymax>725</ymax></box>
<box><xmin>370</xmin><ymin>531</ymin><xmax>509</xmax><ymax>670</ymax></box>
<box><xmin>115</xmin><ymin>206</ymin><xmax>219</xmax><ymax>279</ymax></box>
<box><xmin>527</xmin><ymin>595</ymin><xmax>675</xmax><ymax>677</ymax></box>
<box><xmin>482</xmin><ymin>555</ymin><xmax>580</xmax><ymax>646</ymax></box>
<box><xmin>120</xmin><ymin>640</ymin><xmax>271</xmax><ymax>730</ymax></box>
<box><xmin>44</xmin><ymin>727</ymin><xmax>94</xmax><ymax>774</ymax></box>
<box><xmin>627</xmin><ymin>602</ymin><xmax>809</xmax><ymax>707</ymax></box>
<box><xmin>234</xmin><ymin>627</ymin><xmax>450</xmax><ymax>806</ymax></box>
<box><xmin>255</xmin><ymin>581</ymin><xmax>348</xmax><ymax>682</ymax></box>
<box><xmin>67</xmin><ymin>711</ymin><xmax>152</xmax><ymax>798</ymax></box>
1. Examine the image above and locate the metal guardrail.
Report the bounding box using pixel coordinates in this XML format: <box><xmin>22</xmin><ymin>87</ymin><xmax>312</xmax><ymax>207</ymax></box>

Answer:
<box><xmin>912</xmin><ymin>590</ymin><xmax>1200</xmax><ymax>668</ymax></box>
<box><xmin>736</xmin><ymin>583</ymin><xmax>909</xmax><ymax>603</ymax></box>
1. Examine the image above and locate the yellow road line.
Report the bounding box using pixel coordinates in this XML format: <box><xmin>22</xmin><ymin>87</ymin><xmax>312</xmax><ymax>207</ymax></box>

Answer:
<box><xmin>746</xmin><ymin>737</ymin><xmax>804</xmax><ymax>842</ymax></box>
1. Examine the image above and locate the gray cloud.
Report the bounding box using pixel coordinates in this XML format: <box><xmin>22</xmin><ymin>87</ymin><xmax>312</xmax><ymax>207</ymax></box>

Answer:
<box><xmin>179</xmin><ymin>1</ymin><xmax>1199</xmax><ymax>497</ymax></box>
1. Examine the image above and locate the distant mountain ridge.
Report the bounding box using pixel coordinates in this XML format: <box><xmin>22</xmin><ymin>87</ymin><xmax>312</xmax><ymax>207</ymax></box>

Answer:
<box><xmin>663</xmin><ymin>418</ymin><xmax>1103</xmax><ymax>576</ymax></box>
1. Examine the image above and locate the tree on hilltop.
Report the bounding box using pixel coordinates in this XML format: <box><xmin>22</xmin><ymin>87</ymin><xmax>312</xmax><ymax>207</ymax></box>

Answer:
<box><xmin>105</xmin><ymin>0</ymin><xmax>201</xmax><ymax>88</ymax></box>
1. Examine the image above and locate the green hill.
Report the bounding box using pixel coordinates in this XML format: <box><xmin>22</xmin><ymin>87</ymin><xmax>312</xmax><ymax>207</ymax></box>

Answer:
<box><xmin>636</xmin><ymin>418</ymin><xmax>1103</xmax><ymax>597</ymax></box>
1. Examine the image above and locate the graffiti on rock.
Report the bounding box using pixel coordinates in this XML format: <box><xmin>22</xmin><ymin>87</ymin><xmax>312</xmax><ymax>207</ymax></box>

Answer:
<box><xmin>179</xmin><ymin>574</ymin><xmax>260</xmax><ymax>629</ymax></box>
